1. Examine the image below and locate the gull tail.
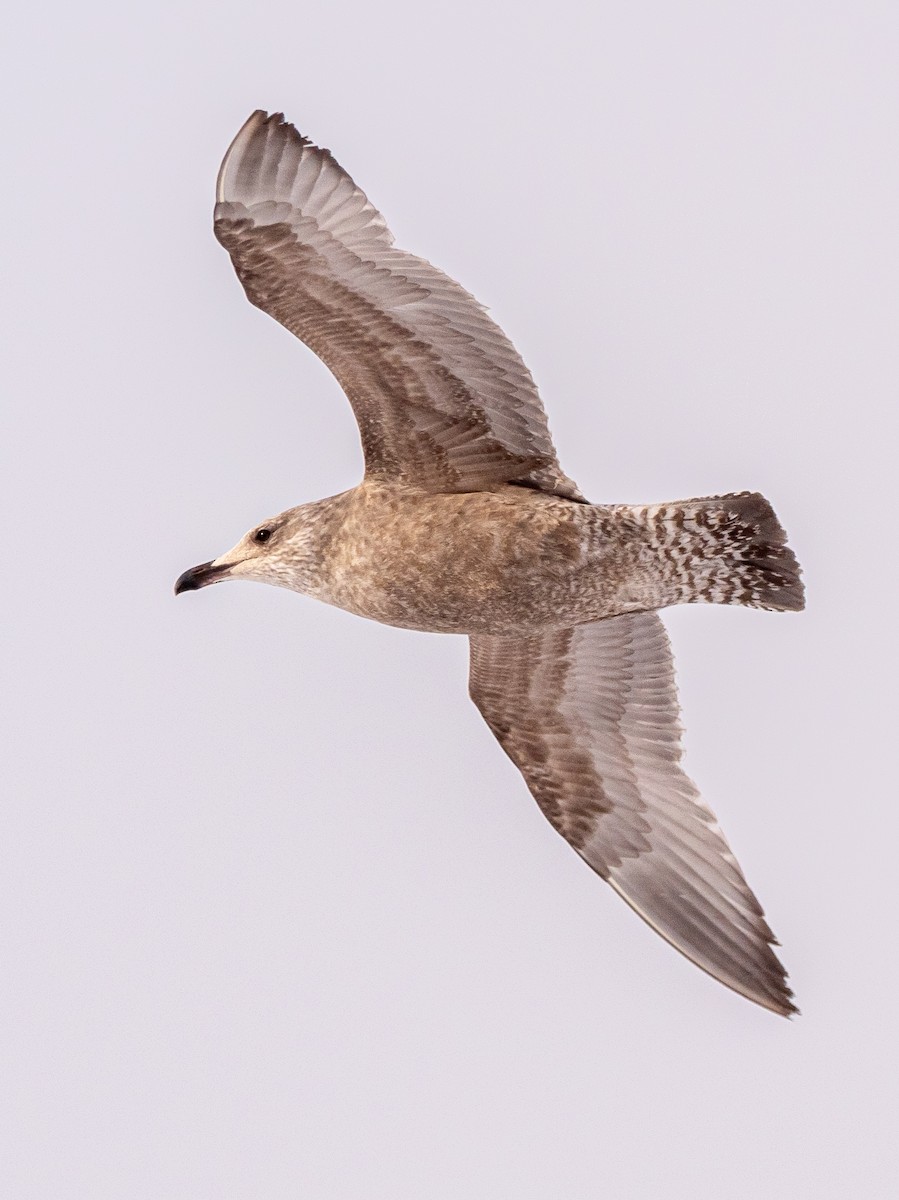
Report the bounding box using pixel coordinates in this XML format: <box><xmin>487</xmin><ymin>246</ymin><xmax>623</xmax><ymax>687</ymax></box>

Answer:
<box><xmin>625</xmin><ymin>491</ymin><xmax>805</xmax><ymax>612</ymax></box>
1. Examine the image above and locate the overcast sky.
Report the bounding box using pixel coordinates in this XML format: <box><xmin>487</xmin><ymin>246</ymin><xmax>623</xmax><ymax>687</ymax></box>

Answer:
<box><xmin>4</xmin><ymin>1</ymin><xmax>898</xmax><ymax>1196</ymax></box>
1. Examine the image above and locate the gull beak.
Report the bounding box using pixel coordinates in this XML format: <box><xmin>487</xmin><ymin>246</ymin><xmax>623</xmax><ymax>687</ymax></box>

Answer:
<box><xmin>174</xmin><ymin>560</ymin><xmax>232</xmax><ymax>595</ymax></box>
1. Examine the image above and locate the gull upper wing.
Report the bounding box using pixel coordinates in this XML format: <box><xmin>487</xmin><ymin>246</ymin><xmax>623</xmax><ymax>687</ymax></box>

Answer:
<box><xmin>468</xmin><ymin>612</ymin><xmax>796</xmax><ymax>1016</ymax></box>
<box><xmin>214</xmin><ymin>111</ymin><xmax>584</xmax><ymax>499</ymax></box>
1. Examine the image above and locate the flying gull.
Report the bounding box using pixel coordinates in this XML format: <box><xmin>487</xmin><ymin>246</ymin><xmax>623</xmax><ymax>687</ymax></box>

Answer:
<box><xmin>176</xmin><ymin>111</ymin><xmax>804</xmax><ymax>1016</ymax></box>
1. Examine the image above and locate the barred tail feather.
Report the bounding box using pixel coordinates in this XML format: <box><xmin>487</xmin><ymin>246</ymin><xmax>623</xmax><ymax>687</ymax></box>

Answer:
<box><xmin>629</xmin><ymin>492</ymin><xmax>805</xmax><ymax>613</ymax></box>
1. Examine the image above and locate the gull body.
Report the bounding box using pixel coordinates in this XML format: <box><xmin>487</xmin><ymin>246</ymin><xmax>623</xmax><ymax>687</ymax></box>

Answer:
<box><xmin>177</xmin><ymin>111</ymin><xmax>804</xmax><ymax>1016</ymax></box>
<box><xmin>193</xmin><ymin>482</ymin><xmax>797</xmax><ymax>638</ymax></box>
<box><xmin>196</xmin><ymin>483</ymin><xmax>625</xmax><ymax>635</ymax></box>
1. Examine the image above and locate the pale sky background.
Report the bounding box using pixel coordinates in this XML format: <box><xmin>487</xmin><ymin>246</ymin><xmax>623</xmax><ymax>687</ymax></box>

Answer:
<box><xmin>4</xmin><ymin>2</ymin><xmax>898</xmax><ymax>1197</ymax></box>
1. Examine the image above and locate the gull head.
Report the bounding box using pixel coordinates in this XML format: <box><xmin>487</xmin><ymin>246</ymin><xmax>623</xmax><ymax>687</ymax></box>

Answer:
<box><xmin>174</xmin><ymin>502</ymin><xmax>325</xmax><ymax>597</ymax></box>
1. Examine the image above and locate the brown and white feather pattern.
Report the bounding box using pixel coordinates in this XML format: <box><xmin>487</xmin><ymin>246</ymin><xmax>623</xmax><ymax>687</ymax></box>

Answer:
<box><xmin>214</xmin><ymin>111</ymin><xmax>584</xmax><ymax>500</ymax></box>
<box><xmin>617</xmin><ymin>492</ymin><xmax>805</xmax><ymax>614</ymax></box>
<box><xmin>469</xmin><ymin>612</ymin><xmax>796</xmax><ymax>1016</ymax></box>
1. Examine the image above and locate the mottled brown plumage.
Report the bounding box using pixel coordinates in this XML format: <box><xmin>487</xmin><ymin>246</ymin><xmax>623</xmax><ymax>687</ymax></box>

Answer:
<box><xmin>214</xmin><ymin>111</ymin><xmax>583</xmax><ymax>501</ymax></box>
<box><xmin>176</xmin><ymin>111</ymin><xmax>805</xmax><ymax>1016</ymax></box>
<box><xmin>469</xmin><ymin>615</ymin><xmax>793</xmax><ymax>1015</ymax></box>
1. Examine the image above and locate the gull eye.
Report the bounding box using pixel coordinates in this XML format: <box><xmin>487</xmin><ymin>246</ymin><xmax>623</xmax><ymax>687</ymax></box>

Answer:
<box><xmin>253</xmin><ymin>527</ymin><xmax>273</xmax><ymax>544</ymax></box>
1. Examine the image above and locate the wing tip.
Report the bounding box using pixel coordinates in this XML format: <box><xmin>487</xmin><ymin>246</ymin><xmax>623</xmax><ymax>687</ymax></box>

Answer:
<box><xmin>216</xmin><ymin>109</ymin><xmax>311</xmax><ymax>205</ymax></box>
<box><xmin>763</xmin><ymin>992</ymin><xmax>800</xmax><ymax>1019</ymax></box>
<box><xmin>605</xmin><ymin>875</ymin><xmax>798</xmax><ymax>1018</ymax></box>
<box><xmin>217</xmin><ymin>110</ymin><xmax>264</xmax><ymax>203</ymax></box>
<box><xmin>754</xmin><ymin>964</ymin><xmax>799</xmax><ymax>1018</ymax></box>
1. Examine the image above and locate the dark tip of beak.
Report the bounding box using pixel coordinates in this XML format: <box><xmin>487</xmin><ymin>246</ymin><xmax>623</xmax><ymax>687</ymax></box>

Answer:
<box><xmin>174</xmin><ymin>561</ymin><xmax>230</xmax><ymax>596</ymax></box>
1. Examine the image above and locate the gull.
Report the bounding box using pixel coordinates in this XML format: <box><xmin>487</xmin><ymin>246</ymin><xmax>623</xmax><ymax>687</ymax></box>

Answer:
<box><xmin>176</xmin><ymin>111</ymin><xmax>804</xmax><ymax>1016</ymax></box>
